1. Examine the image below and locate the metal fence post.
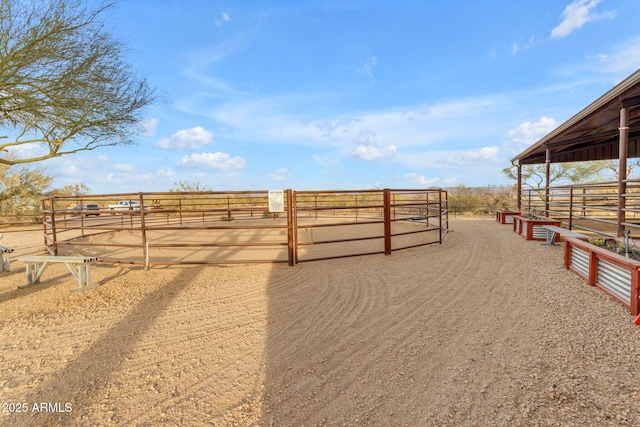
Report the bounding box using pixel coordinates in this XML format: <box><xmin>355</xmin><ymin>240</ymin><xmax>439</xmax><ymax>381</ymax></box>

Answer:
<box><xmin>286</xmin><ymin>189</ymin><xmax>296</xmax><ymax>266</ymax></box>
<box><xmin>439</xmin><ymin>190</ymin><xmax>443</xmax><ymax>244</ymax></box>
<box><xmin>139</xmin><ymin>193</ymin><xmax>148</xmax><ymax>265</ymax></box>
<box><xmin>569</xmin><ymin>185</ymin><xmax>574</xmax><ymax>230</ymax></box>
<box><xmin>383</xmin><ymin>189</ymin><xmax>392</xmax><ymax>255</ymax></box>
<box><xmin>50</xmin><ymin>197</ymin><xmax>58</xmax><ymax>255</ymax></box>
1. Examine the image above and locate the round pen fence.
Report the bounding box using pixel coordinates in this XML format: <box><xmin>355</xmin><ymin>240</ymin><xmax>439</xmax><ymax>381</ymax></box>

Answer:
<box><xmin>41</xmin><ymin>188</ymin><xmax>448</xmax><ymax>266</ymax></box>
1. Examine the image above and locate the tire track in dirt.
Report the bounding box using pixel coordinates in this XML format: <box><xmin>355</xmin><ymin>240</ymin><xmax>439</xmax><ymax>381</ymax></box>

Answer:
<box><xmin>107</xmin><ymin>265</ymin><xmax>273</xmax><ymax>426</ymax></box>
<box><xmin>260</xmin><ymin>219</ymin><xmax>556</xmax><ymax>426</ymax></box>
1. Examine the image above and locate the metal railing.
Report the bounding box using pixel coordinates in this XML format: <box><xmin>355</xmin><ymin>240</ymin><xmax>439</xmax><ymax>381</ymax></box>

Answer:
<box><xmin>42</xmin><ymin>188</ymin><xmax>449</xmax><ymax>266</ymax></box>
<box><xmin>520</xmin><ymin>179</ymin><xmax>640</xmax><ymax>237</ymax></box>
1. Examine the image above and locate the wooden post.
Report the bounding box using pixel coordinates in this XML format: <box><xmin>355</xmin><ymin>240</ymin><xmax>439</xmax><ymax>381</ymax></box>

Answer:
<box><xmin>383</xmin><ymin>189</ymin><xmax>392</xmax><ymax>255</ymax></box>
<box><xmin>618</xmin><ymin>106</ymin><xmax>629</xmax><ymax>237</ymax></box>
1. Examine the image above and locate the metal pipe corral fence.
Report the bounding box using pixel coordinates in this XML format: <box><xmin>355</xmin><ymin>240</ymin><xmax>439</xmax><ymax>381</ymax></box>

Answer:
<box><xmin>41</xmin><ymin>188</ymin><xmax>449</xmax><ymax>266</ymax></box>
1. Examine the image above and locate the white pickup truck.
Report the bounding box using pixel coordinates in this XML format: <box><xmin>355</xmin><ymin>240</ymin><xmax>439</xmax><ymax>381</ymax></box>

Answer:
<box><xmin>107</xmin><ymin>200</ymin><xmax>145</xmax><ymax>213</ymax></box>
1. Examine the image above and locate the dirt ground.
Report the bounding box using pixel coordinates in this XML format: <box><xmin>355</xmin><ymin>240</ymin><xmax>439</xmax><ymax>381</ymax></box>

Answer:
<box><xmin>0</xmin><ymin>218</ymin><xmax>639</xmax><ymax>427</ymax></box>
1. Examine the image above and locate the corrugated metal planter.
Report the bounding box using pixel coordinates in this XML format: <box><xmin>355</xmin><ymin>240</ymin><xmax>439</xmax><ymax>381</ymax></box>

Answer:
<box><xmin>564</xmin><ymin>237</ymin><xmax>640</xmax><ymax>315</ymax></box>
<box><xmin>512</xmin><ymin>216</ymin><xmax>562</xmax><ymax>242</ymax></box>
<box><xmin>496</xmin><ymin>210</ymin><xmax>520</xmax><ymax>224</ymax></box>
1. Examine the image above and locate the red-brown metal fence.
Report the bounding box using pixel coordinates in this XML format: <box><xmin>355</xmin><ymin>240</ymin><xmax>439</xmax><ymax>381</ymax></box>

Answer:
<box><xmin>520</xmin><ymin>179</ymin><xmax>640</xmax><ymax>237</ymax></box>
<box><xmin>41</xmin><ymin>188</ymin><xmax>448</xmax><ymax>266</ymax></box>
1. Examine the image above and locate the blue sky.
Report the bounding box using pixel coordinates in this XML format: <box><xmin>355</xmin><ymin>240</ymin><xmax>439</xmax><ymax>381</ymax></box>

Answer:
<box><xmin>33</xmin><ymin>0</ymin><xmax>640</xmax><ymax>192</ymax></box>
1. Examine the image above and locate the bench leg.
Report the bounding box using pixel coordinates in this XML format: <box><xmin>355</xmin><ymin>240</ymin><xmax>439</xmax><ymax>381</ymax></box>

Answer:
<box><xmin>18</xmin><ymin>262</ymin><xmax>49</xmax><ymax>289</ymax></box>
<box><xmin>65</xmin><ymin>262</ymin><xmax>100</xmax><ymax>292</ymax></box>
<box><xmin>542</xmin><ymin>231</ymin><xmax>558</xmax><ymax>246</ymax></box>
<box><xmin>0</xmin><ymin>253</ymin><xmax>9</xmax><ymax>272</ymax></box>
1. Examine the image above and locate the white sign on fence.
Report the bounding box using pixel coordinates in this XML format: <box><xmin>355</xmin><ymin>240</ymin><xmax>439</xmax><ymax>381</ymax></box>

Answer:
<box><xmin>268</xmin><ymin>190</ymin><xmax>285</xmax><ymax>212</ymax></box>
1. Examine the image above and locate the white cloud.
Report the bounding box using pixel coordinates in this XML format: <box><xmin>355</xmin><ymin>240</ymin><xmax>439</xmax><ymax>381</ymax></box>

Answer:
<box><xmin>312</xmin><ymin>155</ymin><xmax>340</xmax><ymax>168</ymax></box>
<box><xmin>314</xmin><ymin>118</ymin><xmax>363</xmax><ymax>135</ymax></box>
<box><xmin>178</xmin><ymin>152</ymin><xmax>246</xmax><ymax>171</ymax></box>
<box><xmin>511</xmin><ymin>35</ymin><xmax>541</xmax><ymax>56</ymax></box>
<box><xmin>115</xmin><ymin>163</ymin><xmax>136</xmax><ymax>172</ymax></box>
<box><xmin>156</xmin><ymin>168</ymin><xmax>174</xmax><ymax>177</ymax></box>
<box><xmin>156</xmin><ymin>126</ymin><xmax>214</xmax><ymax>150</ymax></box>
<box><xmin>215</xmin><ymin>11</ymin><xmax>231</xmax><ymax>26</ymax></box>
<box><xmin>505</xmin><ymin>117</ymin><xmax>558</xmax><ymax>147</ymax></box>
<box><xmin>405</xmin><ymin>173</ymin><xmax>440</xmax><ymax>186</ymax></box>
<box><xmin>354</xmin><ymin>132</ymin><xmax>377</xmax><ymax>146</ymax></box>
<box><xmin>551</xmin><ymin>0</ymin><xmax>616</xmax><ymax>39</ymax></box>
<box><xmin>4</xmin><ymin>142</ymin><xmax>47</xmax><ymax>159</ymax></box>
<box><xmin>349</xmin><ymin>130</ymin><xmax>397</xmax><ymax>161</ymax></box>
<box><xmin>139</xmin><ymin>118</ymin><xmax>158</xmax><ymax>136</ymax></box>
<box><xmin>446</xmin><ymin>146</ymin><xmax>500</xmax><ymax>166</ymax></box>
<box><xmin>356</xmin><ymin>57</ymin><xmax>378</xmax><ymax>79</ymax></box>
<box><xmin>267</xmin><ymin>168</ymin><xmax>288</xmax><ymax>181</ymax></box>
<box><xmin>589</xmin><ymin>36</ymin><xmax>640</xmax><ymax>75</ymax></box>
<box><xmin>350</xmin><ymin>144</ymin><xmax>397</xmax><ymax>161</ymax></box>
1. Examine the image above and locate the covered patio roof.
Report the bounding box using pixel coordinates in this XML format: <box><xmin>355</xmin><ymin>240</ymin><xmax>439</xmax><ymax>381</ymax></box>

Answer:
<box><xmin>512</xmin><ymin>68</ymin><xmax>640</xmax><ymax>166</ymax></box>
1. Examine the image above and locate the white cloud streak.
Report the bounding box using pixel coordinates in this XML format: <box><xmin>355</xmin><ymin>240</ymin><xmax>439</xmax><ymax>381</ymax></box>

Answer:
<box><xmin>215</xmin><ymin>12</ymin><xmax>231</xmax><ymax>26</ymax></box>
<box><xmin>357</xmin><ymin>57</ymin><xmax>378</xmax><ymax>79</ymax></box>
<box><xmin>139</xmin><ymin>118</ymin><xmax>158</xmax><ymax>136</ymax></box>
<box><xmin>156</xmin><ymin>126</ymin><xmax>214</xmax><ymax>150</ymax></box>
<box><xmin>405</xmin><ymin>173</ymin><xmax>440</xmax><ymax>186</ymax></box>
<box><xmin>505</xmin><ymin>117</ymin><xmax>558</xmax><ymax>147</ymax></box>
<box><xmin>446</xmin><ymin>147</ymin><xmax>500</xmax><ymax>166</ymax></box>
<box><xmin>178</xmin><ymin>152</ymin><xmax>246</xmax><ymax>170</ymax></box>
<box><xmin>551</xmin><ymin>0</ymin><xmax>616</xmax><ymax>39</ymax></box>
<box><xmin>350</xmin><ymin>144</ymin><xmax>397</xmax><ymax>161</ymax></box>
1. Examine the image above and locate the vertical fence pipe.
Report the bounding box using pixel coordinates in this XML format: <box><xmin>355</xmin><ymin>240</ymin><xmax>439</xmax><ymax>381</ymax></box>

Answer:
<box><xmin>545</xmin><ymin>147</ymin><xmax>551</xmax><ymax>216</ymax></box>
<box><xmin>383</xmin><ymin>189</ymin><xmax>392</xmax><ymax>255</ymax></box>
<box><xmin>618</xmin><ymin>106</ymin><xmax>629</xmax><ymax>237</ymax></box>
<box><xmin>293</xmin><ymin>191</ymin><xmax>299</xmax><ymax>264</ymax></box>
<box><xmin>50</xmin><ymin>197</ymin><xmax>58</xmax><ymax>255</ymax></box>
<box><xmin>286</xmin><ymin>189</ymin><xmax>295</xmax><ymax>266</ymax></box>
<box><xmin>79</xmin><ymin>198</ymin><xmax>86</xmax><ymax>237</ymax></box>
<box><xmin>517</xmin><ymin>163</ymin><xmax>522</xmax><ymax>211</ymax></box>
<box><xmin>568</xmin><ymin>185</ymin><xmax>574</xmax><ymax>230</ymax></box>
<box><xmin>139</xmin><ymin>193</ymin><xmax>148</xmax><ymax>264</ymax></box>
<box><xmin>439</xmin><ymin>190</ymin><xmax>443</xmax><ymax>243</ymax></box>
<box><xmin>445</xmin><ymin>190</ymin><xmax>449</xmax><ymax>234</ymax></box>
<box><xmin>41</xmin><ymin>198</ymin><xmax>48</xmax><ymax>251</ymax></box>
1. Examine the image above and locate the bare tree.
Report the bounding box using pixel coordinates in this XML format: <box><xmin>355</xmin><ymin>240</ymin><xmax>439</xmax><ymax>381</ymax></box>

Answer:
<box><xmin>503</xmin><ymin>161</ymin><xmax>607</xmax><ymax>189</ymax></box>
<box><xmin>0</xmin><ymin>0</ymin><xmax>155</xmax><ymax>165</ymax></box>
<box><xmin>170</xmin><ymin>180</ymin><xmax>212</xmax><ymax>192</ymax></box>
<box><xmin>0</xmin><ymin>161</ymin><xmax>52</xmax><ymax>223</ymax></box>
<box><xmin>50</xmin><ymin>182</ymin><xmax>90</xmax><ymax>196</ymax></box>
<box><xmin>602</xmin><ymin>159</ymin><xmax>640</xmax><ymax>179</ymax></box>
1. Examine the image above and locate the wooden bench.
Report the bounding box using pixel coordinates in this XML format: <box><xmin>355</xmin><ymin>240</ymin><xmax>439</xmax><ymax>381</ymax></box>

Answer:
<box><xmin>0</xmin><ymin>244</ymin><xmax>14</xmax><ymax>273</ymax></box>
<box><xmin>541</xmin><ymin>225</ymin><xmax>588</xmax><ymax>246</ymax></box>
<box><xmin>18</xmin><ymin>255</ymin><xmax>100</xmax><ymax>292</ymax></box>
